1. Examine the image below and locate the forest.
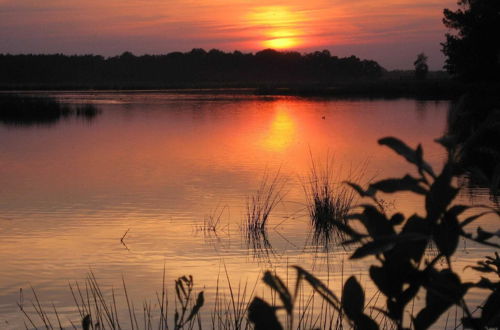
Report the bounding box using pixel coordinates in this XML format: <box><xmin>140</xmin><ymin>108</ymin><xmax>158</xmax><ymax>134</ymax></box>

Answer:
<box><xmin>0</xmin><ymin>49</ymin><xmax>384</xmax><ymax>89</ymax></box>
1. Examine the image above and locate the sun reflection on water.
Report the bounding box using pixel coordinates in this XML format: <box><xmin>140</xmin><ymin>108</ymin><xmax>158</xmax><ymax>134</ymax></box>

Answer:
<box><xmin>262</xmin><ymin>107</ymin><xmax>296</xmax><ymax>152</ymax></box>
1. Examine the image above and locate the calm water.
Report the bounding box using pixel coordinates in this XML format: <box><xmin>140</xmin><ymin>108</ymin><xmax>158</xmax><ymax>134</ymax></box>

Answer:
<box><xmin>0</xmin><ymin>92</ymin><xmax>496</xmax><ymax>328</ymax></box>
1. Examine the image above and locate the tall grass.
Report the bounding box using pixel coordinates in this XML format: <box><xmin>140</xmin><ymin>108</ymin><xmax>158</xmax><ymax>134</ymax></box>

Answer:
<box><xmin>18</xmin><ymin>267</ymin><xmax>468</xmax><ymax>330</ymax></box>
<box><xmin>304</xmin><ymin>155</ymin><xmax>364</xmax><ymax>246</ymax></box>
<box><xmin>244</xmin><ymin>170</ymin><xmax>286</xmax><ymax>261</ymax></box>
<box><xmin>245</xmin><ymin>169</ymin><xmax>286</xmax><ymax>233</ymax></box>
<box><xmin>19</xmin><ymin>269</ymin><xmax>205</xmax><ymax>330</ymax></box>
<box><xmin>17</xmin><ymin>273</ymin><xmax>346</xmax><ymax>330</ymax></box>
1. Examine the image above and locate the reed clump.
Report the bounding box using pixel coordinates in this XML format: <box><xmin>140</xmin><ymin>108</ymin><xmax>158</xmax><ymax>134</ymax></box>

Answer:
<box><xmin>0</xmin><ymin>93</ymin><xmax>71</xmax><ymax>125</ymax></box>
<box><xmin>305</xmin><ymin>156</ymin><xmax>361</xmax><ymax>245</ymax></box>
<box><xmin>0</xmin><ymin>93</ymin><xmax>100</xmax><ymax>126</ymax></box>
<box><xmin>245</xmin><ymin>170</ymin><xmax>286</xmax><ymax>234</ymax></box>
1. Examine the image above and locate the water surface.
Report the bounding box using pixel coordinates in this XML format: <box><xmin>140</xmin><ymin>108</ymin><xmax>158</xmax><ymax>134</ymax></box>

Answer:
<box><xmin>0</xmin><ymin>92</ymin><xmax>496</xmax><ymax>328</ymax></box>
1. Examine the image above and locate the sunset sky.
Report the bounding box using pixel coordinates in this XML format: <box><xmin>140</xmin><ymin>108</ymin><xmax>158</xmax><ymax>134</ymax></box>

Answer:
<box><xmin>0</xmin><ymin>0</ymin><xmax>457</xmax><ymax>70</ymax></box>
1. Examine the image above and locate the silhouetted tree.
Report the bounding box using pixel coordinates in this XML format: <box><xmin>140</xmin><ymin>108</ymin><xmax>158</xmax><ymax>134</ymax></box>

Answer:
<box><xmin>414</xmin><ymin>53</ymin><xmax>429</xmax><ymax>79</ymax></box>
<box><xmin>0</xmin><ymin>49</ymin><xmax>384</xmax><ymax>88</ymax></box>
<box><xmin>442</xmin><ymin>0</ymin><xmax>500</xmax><ymax>81</ymax></box>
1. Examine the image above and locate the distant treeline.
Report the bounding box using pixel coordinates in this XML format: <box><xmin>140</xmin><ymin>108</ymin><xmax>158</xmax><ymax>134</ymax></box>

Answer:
<box><xmin>0</xmin><ymin>49</ymin><xmax>384</xmax><ymax>89</ymax></box>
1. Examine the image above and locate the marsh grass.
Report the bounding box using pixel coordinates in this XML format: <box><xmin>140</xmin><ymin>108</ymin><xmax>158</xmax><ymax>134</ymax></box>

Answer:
<box><xmin>19</xmin><ymin>268</ymin><xmax>205</xmax><ymax>330</ymax></box>
<box><xmin>304</xmin><ymin>155</ymin><xmax>364</xmax><ymax>246</ymax></box>
<box><xmin>0</xmin><ymin>93</ymin><xmax>100</xmax><ymax>126</ymax></box>
<box><xmin>243</xmin><ymin>169</ymin><xmax>286</xmax><ymax>261</ymax></box>
<box><xmin>0</xmin><ymin>93</ymin><xmax>71</xmax><ymax>125</ymax></box>
<box><xmin>18</xmin><ymin>267</ymin><xmax>465</xmax><ymax>330</ymax></box>
<box><xmin>245</xmin><ymin>169</ymin><xmax>287</xmax><ymax>233</ymax></box>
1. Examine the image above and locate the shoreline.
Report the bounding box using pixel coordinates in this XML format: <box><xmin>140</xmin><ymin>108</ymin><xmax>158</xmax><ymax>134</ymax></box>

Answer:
<box><xmin>0</xmin><ymin>79</ymin><xmax>467</xmax><ymax>100</ymax></box>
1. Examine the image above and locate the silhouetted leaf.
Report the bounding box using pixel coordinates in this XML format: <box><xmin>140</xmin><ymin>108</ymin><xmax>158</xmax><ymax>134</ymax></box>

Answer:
<box><xmin>415</xmin><ymin>143</ymin><xmax>436</xmax><ymax>179</ymax></box>
<box><xmin>350</xmin><ymin>238</ymin><xmax>396</xmax><ymax>259</ymax></box>
<box><xmin>425</xmin><ymin>163</ymin><xmax>458</xmax><ymax>224</ymax></box>
<box><xmin>390</xmin><ymin>213</ymin><xmax>405</xmax><ymax>225</ymax></box>
<box><xmin>356</xmin><ymin>314</ymin><xmax>379</xmax><ymax>330</ymax></box>
<box><xmin>476</xmin><ymin>227</ymin><xmax>496</xmax><ymax>242</ymax></box>
<box><xmin>378</xmin><ymin>137</ymin><xmax>416</xmax><ymax>162</ymax></box>
<box><xmin>360</xmin><ymin>205</ymin><xmax>395</xmax><ymax>238</ymax></box>
<box><xmin>414</xmin><ymin>269</ymin><xmax>466</xmax><ymax>330</ymax></box>
<box><xmin>370</xmin><ymin>175</ymin><xmax>427</xmax><ymax>195</ymax></box>
<box><xmin>400</xmin><ymin>215</ymin><xmax>430</xmax><ymax>262</ymax></box>
<box><xmin>293</xmin><ymin>266</ymin><xmax>341</xmax><ymax>310</ymax></box>
<box><xmin>482</xmin><ymin>288</ymin><xmax>500</xmax><ymax>327</ymax></box>
<box><xmin>460</xmin><ymin>211</ymin><xmax>492</xmax><ymax>228</ymax></box>
<box><xmin>248</xmin><ymin>297</ymin><xmax>283</xmax><ymax>330</ymax></box>
<box><xmin>435</xmin><ymin>135</ymin><xmax>457</xmax><ymax>150</ymax></box>
<box><xmin>345</xmin><ymin>181</ymin><xmax>375</xmax><ymax>197</ymax></box>
<box><xmin>342</xmin><ymin>276</ymin><xmax>364</xmax><ymax>320</ymax></box>
<box><xmin>262</xmin><ymin>271</ymin><xmax>292</xmax><ymax>315</ymax></box>
<box><xmin>185</xmin><ymin>291</ymin><xmax>204</xmax><ymax>323</ymax></box>
<box><xmin>369</xmin><ymin>266</ymin><xmax>391</xmax><ymax>298</ymax></box>
<box><xmin>433</xmin><ymin>209</ymin><xmax>460</xmax><ymax>257</ymax></box>
<box><xmin>472</xmin><ymin>277</ymin><xmax>497</xmax><ymax>290</ymax></box>
<box><xmin>447</xmin><ymin>204</ymin><xmax>469</xmax><ymax>217</ymax></box>
<box><xmin>378</xmin><ymin>137</ymin><xmax>434</xmax><ymax>177</ymax></box>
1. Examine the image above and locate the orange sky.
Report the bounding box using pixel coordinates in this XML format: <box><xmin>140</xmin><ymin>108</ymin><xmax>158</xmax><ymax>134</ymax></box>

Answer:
<box><xmin>0</xmin><ymin>0</ymin><xmax>456</xmax><ymax>69</ymax></box>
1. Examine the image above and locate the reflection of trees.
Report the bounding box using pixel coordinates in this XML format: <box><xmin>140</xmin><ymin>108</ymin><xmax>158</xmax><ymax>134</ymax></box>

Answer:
<box><xmin>443</xmin><ymin>91</ymin><xmax>500</xmax><ymax>196</ymax></box>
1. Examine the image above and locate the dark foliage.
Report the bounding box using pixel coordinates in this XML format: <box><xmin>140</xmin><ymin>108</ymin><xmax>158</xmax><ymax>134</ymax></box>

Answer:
<box><xmin>0</xmin><ymin>49</ymin><xmax>384</xmax><ymax>89</ymax></box>
<box><xmin>442</xmin><ymin>0</ymin><xmax>500</xmax><ymax>81</ymax></box>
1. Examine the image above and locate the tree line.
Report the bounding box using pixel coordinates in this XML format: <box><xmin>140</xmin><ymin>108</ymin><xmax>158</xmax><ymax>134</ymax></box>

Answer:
<box><xmin>0</xmin><ymin>49</ymin><xmax>384</xmax><ymax>89</ymax></box>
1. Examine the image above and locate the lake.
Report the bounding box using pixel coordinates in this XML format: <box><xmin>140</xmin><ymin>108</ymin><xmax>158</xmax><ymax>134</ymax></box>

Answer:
<box><xmin>0</xmin><ymin>92</ymin><xmax>497</xmax><ymax>329</ymax></box>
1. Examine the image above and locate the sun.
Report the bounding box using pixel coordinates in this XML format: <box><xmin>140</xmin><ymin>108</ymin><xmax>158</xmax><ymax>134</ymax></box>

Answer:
<box><xmin>264</xmin><ymin>37</ymin><xmax>298</xmax><ymax>49</ymax></box>
<box><xmin>247</xmin><ymin>6</ymin><xmax>304</xmax><ymax>50</ymax></box>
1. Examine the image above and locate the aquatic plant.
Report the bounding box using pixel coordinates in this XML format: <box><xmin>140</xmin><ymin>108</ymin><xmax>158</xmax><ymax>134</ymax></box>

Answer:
<box><xmin>245</xmin><ymin>169</ymin><xmax>286</xmax><ymax>233</ymax></box>
<box><xmin>304</xmin><ymin>155</ymin><xmax>361</xmax><ymax>246</ymax></box>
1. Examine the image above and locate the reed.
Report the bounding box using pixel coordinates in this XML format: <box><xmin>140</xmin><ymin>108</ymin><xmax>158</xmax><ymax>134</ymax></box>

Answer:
<box><xmin>245</xmin><ymin>169</ymin><xmax>286</xmax><ymax>233</ymax></box>
<box><xmin>304</xmin><ymin>155</ymin><xmax>362</xmax><ymax>246</ymax></box>
<box><xmin>199</xmin><ymin>204</ymin><xmax>228</xmax><ymax>234</ymax></box>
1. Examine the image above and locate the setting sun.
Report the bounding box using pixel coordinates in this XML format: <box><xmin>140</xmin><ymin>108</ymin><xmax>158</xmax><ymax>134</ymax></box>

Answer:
<box><xmin>264</xmin><ymin>37</ymin><xmax>298</xmax><ymax>49</ymax></box>
<box><xmin>247</xmin><ymin>6</ymin><xmax>305</xmax><ymax>49</ymax></box>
